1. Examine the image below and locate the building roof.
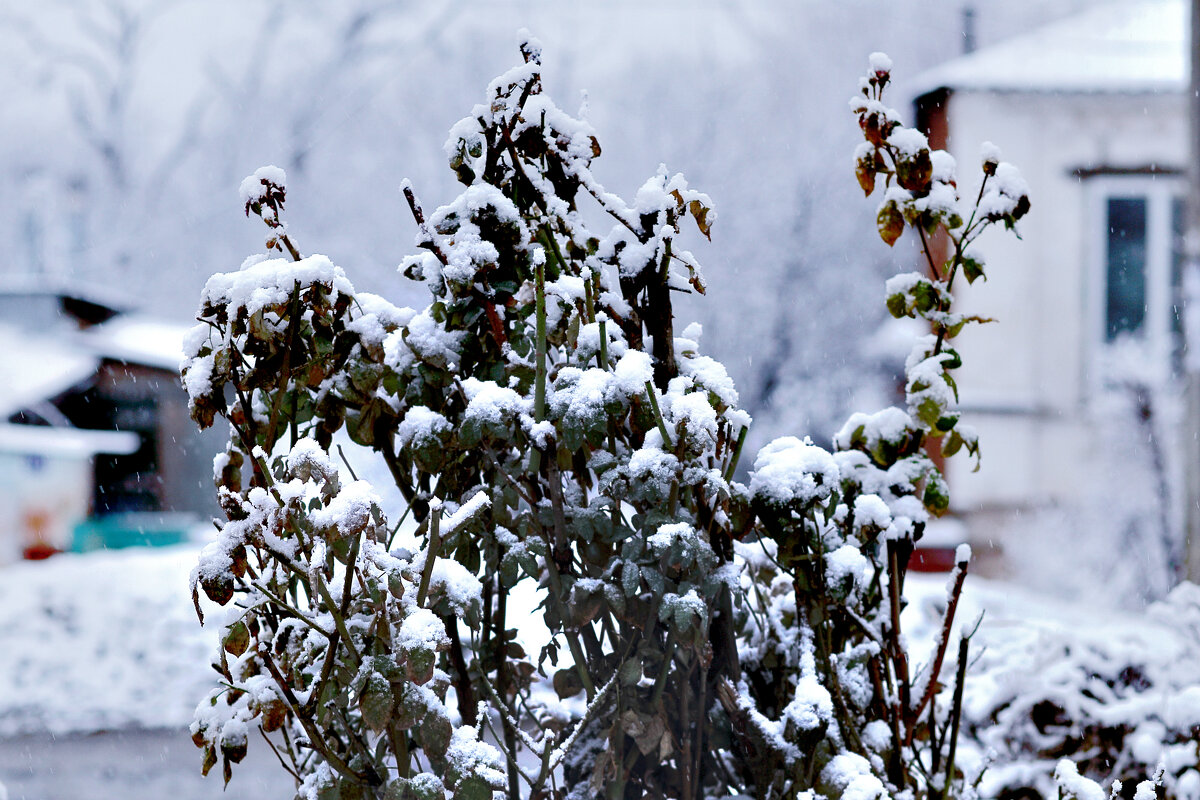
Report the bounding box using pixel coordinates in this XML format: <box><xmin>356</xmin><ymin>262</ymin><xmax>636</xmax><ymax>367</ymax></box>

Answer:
<box><xmin>83</xmin><ymin>315</ymin><xmax>189</xmax><ymax>372</ymax></box>
<box><xmin>911</xmin><ymin>0</ymin><xmax>1184</xmax><ymax>97</ymax></box>
<box><xmin>0</xmin><ymin>424</ymin><xmax>139</xmax><ymax>458</ymax></box>
<box><xmin>0</xmin><ymin>326</ymin><xmax>99</xmax><ymax>419</ymax></box>
<box><xmin>0</xmin><ymin>312</ymin><xmax>190</xmax><ymax>421</ymax></box>
<box><xmin>0</xmin><ymin>276</ymin><xmax>128</xmax><ymax>327</ymax></box>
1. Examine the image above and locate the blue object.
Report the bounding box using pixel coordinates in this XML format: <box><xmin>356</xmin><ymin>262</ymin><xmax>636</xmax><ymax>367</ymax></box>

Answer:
<box><xmin>71</xmin><ymin>512</ymin><xmax>194</xmax><ymax>552</ymax></box>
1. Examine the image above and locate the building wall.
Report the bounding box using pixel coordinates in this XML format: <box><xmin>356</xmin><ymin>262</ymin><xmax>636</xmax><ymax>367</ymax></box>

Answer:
<box><xmin>86</xmin><ymin>361</ymin><xmax>222</xmax><ymax>519</ymax></box>
<box><xmin>0</xmin><ymin>452</ymin><xmax>91</xmax><ymax>562</ymax></box>
<box><xmin>934</xmin><ymin>90</ymin><xmax>1185</xmax><ymax>516</ymax></box>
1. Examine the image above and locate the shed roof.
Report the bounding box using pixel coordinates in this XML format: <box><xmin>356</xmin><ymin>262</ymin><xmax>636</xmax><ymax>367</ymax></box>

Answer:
<box><xmin>911</xmin><ymin>0</ymin><xmax>1184</xmax><ymax>97</ymax></box>
<box><xmin>0</xmin><ymin>327</ymin><xmax>99</xmax><ymax>419</ymax></box>
<box><xmin>0</xmin><ymin>424</ymin><xmax>139</xmax><ymax>458</ymax></box>
<box><xmin>83</xmin><ymin>315</ymin><xmax>189</xmax><ymax>372</ymax></box>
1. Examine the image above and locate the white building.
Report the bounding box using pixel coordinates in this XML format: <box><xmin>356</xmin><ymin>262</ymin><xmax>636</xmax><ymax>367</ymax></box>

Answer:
<box><xmin>0</xmin><ymin>281</ymin><xmax>220</xmax><ymax>564</ymax></box>
<box><xmin>909</xmin><ymin>1</ymin><xmax>1188</xmax><ymax>573</ymax></box>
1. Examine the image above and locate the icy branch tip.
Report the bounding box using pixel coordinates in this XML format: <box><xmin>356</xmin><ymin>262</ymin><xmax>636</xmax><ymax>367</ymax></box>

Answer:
<box><xmin>955</xmin><ymin>543</ymin><xmax>972</xmax><ymax>566</ymax></box>
<box><xmin>518</xmin><ymin>28</ymin><xmax>542</xmax><ymax>63</ymax></box>
<box><xmin>239</xmin><ymin>165</ymin><xmax>287</xmax><ymax>204</ymax></box>
<box><xmin>869</xmin><ymin>52</ymin><xmax>893</xmax><ymax>74</ymax></box>
<box><xmin>442</xmin><ymin>490</ymin><xmax>492</xmax><ymax>536</ymax></box>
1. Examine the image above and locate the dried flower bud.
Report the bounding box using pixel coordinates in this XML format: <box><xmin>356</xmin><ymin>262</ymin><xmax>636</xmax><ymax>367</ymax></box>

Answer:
<box><xmin>981</xmin><ymin>141</ymin><xmax>1002</xmax><ymax>176</ymax></box>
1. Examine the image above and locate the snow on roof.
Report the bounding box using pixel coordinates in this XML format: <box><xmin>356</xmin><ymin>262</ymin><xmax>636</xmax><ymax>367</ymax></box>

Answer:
<box><xmin>83</xmin><ymin>315</ymin><xmax>191</xmax><ymax>372</ymax></box>
<box><xmin>911</xmin><ymin>0</ymin><xmax>1185</xmax><ymax>96</ymax></box>
<box><xmin>0</xmin><ymin>274</ymin><xmax>130</xmax><ymax>316</ymax></box>
<box><xmin>0</xmin><ymin>326</ymin><xmax>98</xmax><ymax>419</ymax></box>
<box><xmin>0</xmin><ymin>424</ymin><xmax>139</xmax><ymax>458</ymax></box>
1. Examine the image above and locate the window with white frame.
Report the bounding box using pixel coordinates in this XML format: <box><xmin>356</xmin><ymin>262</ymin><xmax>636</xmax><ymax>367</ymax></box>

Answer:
<box><xmin>1088</xmin><ymin>175</ymin><xmax>1184</xmax><ymax>370</ymax></box>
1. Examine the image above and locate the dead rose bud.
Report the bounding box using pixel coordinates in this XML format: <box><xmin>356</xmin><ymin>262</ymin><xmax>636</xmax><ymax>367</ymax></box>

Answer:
<box><xmin>981</xmin><ymin>141</ymin><xmax>1001</xmax><ymax>176</ymax></box>
<box><xmin>868</xmin><ymin>51</ymin><xmax>893</xmax><ymax>82</ymax></box>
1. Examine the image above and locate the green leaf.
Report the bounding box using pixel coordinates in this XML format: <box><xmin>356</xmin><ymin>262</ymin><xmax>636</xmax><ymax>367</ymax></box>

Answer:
<box><xmin>454</xmin><ymin>776</ymin><xmax>493</xmax><ymax>800</ymax></box>
<box><xmin>358</xmin><ymin>672</ymin><xmax>393</xmax><ymax>733</ymax></box>
<box><xmin>619</xmin><ymin>658</ymin><xmax>643</xmax><ymax>688</ymax></box>
<box><xmin>913</xmin><ymin>281</ymin><xmax>937</xmax><ymax>314</ymax></box>
<box><xmin>622</xmin><ymin>562</ymin><xmax>641</xmax><ymax>597</ymax></box>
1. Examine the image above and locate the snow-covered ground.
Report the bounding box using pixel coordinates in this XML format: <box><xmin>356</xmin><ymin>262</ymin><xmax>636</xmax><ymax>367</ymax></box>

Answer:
<box><xmin>0</xmin><ymin>546</ymin><xmax>213</xmax><ymax>736</ymax></box>
<box><xmin>1</xmin><ymin>544</ymin><xmax>1198</xmax><ymax>796</ymax></box>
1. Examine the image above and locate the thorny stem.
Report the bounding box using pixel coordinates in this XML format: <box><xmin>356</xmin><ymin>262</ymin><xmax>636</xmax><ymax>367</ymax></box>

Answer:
<box><xmin>942</xmin><ymin>636</ymin><xmax>971</xmax><ymax>800</ymax></box>
<box><xmin>303</xmin><ymin>535</ymin><xmax>363</xmax><ymax>719</ymax></box>
<box><xmin>259</xmin><ymin>728</ymin><xmax>302</xmax><ymax>783</ymax></box>
<box><xmin>259</xmin><ymin>650</ymin><xmax>365</xmax><ymax>785</ymax></box>
<box><xmin>722</xmin><ymin>425</ymin><xmax>749</xmax><ymax>484</ymax></box>
<box><xmin>644</xmin><ymin>380</ymin><xmax>673</xmax><ymax>447</ymax></box>
<box><xmin>541</xmin><ymin>553</ymin><xmax>597</xmax><ymax>700</ymax></box>
<box><xmin>598</xmin><ymin>318</ymin><xmax>608</xmax><ymax>368</ymax></box>
<box><xmin>495</xmin><ymin>587</ymin><xmax>522</xmax><ymax>800</ymax></box>
<box><xmin>264</xmin><ymin>282</ymin><xmax>303</xmax><ymax>453</ymax></box>
<box><xmin>530</xmin><ymin>256</ymin><xmax>548</xmax><ymax>475</ymax></box>
<box><xmin>416</xmin><ymin>503</ymin><xmax>442</xmax><ymax>607</ymax></box>
<box><xmin>917</xmin><ymin>225</ymin><xmax>943</xmax><ymax>283</ymax></box>
<box><xmin>886</xmin><ymin>540</ymin><xmax>911</xmax><ymax>788</ymax></box>
<box><xmin>445</xmin><ymin>617</ymin><xmax>478</xmax><ymax>728</ymax></box>
<box><xmin>911</xmin><ymin>558</ymin><xmax>970</xmax><ymax>722</ymax></box>
<box><xmin>313</xmin><ymin>570</ymin><xmax>361</xmax><ymax>669</ymax></box>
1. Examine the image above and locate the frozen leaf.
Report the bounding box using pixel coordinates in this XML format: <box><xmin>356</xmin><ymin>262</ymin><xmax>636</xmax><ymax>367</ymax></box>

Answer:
<box><xmin>359</xmin><ymin>671</ymin><xmax>393</xmax><ymax>733</ymax></box>
<box><xmin>222</xmin><ymin>620</ymin><xmax>249</xmax><ymax>657</ymax></box>
<box><xmin>877</xmin><ymin>201</ymin><xmax>904</xmax><ymax>247</ymax></box>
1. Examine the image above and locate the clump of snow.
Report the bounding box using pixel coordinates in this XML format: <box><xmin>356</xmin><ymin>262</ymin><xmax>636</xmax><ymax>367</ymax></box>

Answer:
<box><xmin>853</xmin><ymin>494</ymin><xmax>892</xmax><ymax>532</ymax></box>
<box><xmin>834</xmin><ymin>407</ymin><xmax>914</xmax><ymax>452</ymax></box>
<box><xmin>612</xmin><ymin>350</ymin><xmax>653</xmax><ymax>396</ymax></box>
<box><xmin>821</xmin><ymin>752</ymin><xmax>886</xmax><ymax>800</ymax></box>
<box><xmin>978</xmin><ymin>162</ymin><xmax>1030</xmax><ymax>219</ymax></box>
<box><xmin>868</xmin><ymin>52</ymin><xmax>893</xmax><ymax>73</ymax></box>
<box><xmin>397</xmin><ymin>608</ymin><xmax>448</xmax><ymax>652</ymax></box>
<box><xmin>200</xmin><ymin>255</ymin><xmax>354</xmax><ymax>321</ymax></box>
<box><xmin>238</xmin><ymin>165</ymin><xmax>286</xmax><ymax>204</ymax></box>
<box><xmin>887</xmin><ymin>127</ymin><xmax>928</xmax><ymax>159</ymax></box>
<box><xmin>397</xmin><ymin>406</ymin><xmax>452</xmax><ymax>449</ymax></box>
<box><xmin>309</xmin><ymin>480</ymin><xmax>380</xmax><ymax>539</ymax></box>
<box><xmin>287</xmin><ymin>437</ymin><xmax>334</xmax><ymax>482</ymax></box>
<box><xmin>461</xmin><ymin>378</ymin><xmax>529</xmax><ymax>426</ymax></box>
<box><xmin>749</xmin><ymin>436</ymin><xmax>839</xmax><ymax>508</ymax></box>
<box><xmin>826</xmin><ymin>545</ymin><xmax>869</xmax><ymax>596</ymax></box>
<box><xmin>931</xmin><ymin>150</ymin><xmax>957</xmax><ymax>184</ymax></box>
<box><xmin>981</xmin><ymin>141</ymin><xmax>1002</xmax><ymax>168</ymax></box>
<box><xmin>1055</xmin><ymin>760</ymin><xmax>1107</xmax><ymax>800</ymax></box>
<box><xmin>444</xmin><ymin>726</ymin><xmax>506</xmax><ymax>791</ymax></box>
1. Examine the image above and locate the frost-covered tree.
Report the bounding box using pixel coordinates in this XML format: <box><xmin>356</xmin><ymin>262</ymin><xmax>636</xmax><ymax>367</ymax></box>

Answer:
<box><xmin>183</xmin><ymin>44</ymin><xmax>1029</xmax><ymax>800</ymax></box>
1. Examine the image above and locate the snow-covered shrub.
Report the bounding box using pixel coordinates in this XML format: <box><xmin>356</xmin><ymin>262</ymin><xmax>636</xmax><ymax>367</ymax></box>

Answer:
<box><xmin>959</xmin><ymin>582</ymin><xmax>1200</xmax><ymax>800</ymax></box>
<box><xmin>182</xmin><ymin>44</ymin><xmax>1027</xmax><ymax>800</ymax></box>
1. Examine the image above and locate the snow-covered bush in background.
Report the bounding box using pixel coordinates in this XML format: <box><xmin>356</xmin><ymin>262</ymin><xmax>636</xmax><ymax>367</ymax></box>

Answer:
<box><xmin>181</xmin><ymin>44</ymin><xmax>1027</xmax><ymax>800</ymax></box>
<box><xmin>940</xmin><ymin>580</ymin><xmax>1200</xmax><ymax>800</ymax></box>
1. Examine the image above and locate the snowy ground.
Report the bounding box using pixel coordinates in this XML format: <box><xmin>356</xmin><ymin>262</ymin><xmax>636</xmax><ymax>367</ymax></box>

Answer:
<box><xmin>0</xmin><ymin>728</ymin><xmax>285</xmax><ymax>800</ymax></box>
<box><xmin>0</xmin><ymin>544</ymin><xmax>1197</xmax><ymax>797</ymax></box>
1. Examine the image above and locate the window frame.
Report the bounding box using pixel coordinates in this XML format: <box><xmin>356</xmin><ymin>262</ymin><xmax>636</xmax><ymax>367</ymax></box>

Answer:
<box><xmin>1085</xmin><ymin>173</ymin><xmax>1183</xmax><ymax>372</ymax></box>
